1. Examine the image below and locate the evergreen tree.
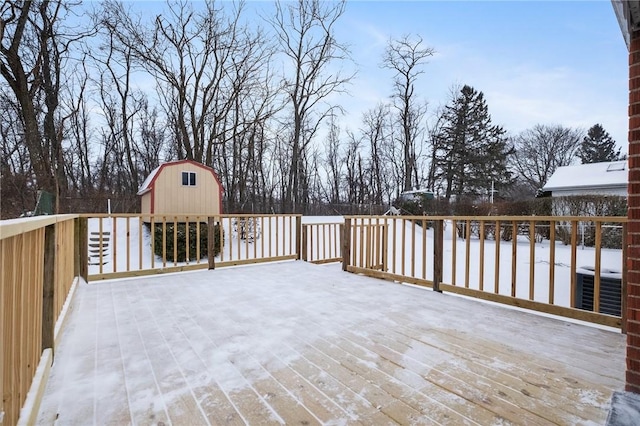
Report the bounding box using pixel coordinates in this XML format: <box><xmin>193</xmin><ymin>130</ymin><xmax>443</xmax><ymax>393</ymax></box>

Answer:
<box><xmin>430</xmin><ymin>85</ymin><xmax>513</xmax><ymax>200</ymax></box>
<box><xmin>578</xmin><ymin>124</ymin><xmax>623</xmax><ymax>164</ymax></box>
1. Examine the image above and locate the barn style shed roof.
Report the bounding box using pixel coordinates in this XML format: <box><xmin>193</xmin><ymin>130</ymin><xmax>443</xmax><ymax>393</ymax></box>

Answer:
<box><xmin>136</xmin><ymin>159</ymin><xmax>223</xmax><ymax>196</ymax></box>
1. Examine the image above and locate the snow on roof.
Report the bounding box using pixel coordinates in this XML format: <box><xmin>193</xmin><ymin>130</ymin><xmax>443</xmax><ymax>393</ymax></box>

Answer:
<box><xmin>136</xmin><ymin>164</ymin><xmax>161</xmax><ymax>196</ymax></box>
<box><xmin>543</xmin><ymin>161</ymin><xmax>628</xmax><ymax>192</ymax></box>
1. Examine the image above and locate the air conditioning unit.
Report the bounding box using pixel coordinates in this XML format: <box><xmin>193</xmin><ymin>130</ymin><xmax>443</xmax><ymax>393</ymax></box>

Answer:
<box><xmin>575</xmin><ymin>266</ymin><xmax>622</xmax><ymax>316</ymax></box>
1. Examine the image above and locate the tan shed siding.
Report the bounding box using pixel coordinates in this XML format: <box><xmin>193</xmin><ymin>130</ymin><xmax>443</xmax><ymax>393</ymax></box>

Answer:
<box><xmin>141</xmin><ymin>193</ymin><xmax>151</xmax><ymax>215</ymax></box>
<box><xmin>153</xmin><ymin>164</ymin><xmax>221</xmax><ymax>216</ymax></box>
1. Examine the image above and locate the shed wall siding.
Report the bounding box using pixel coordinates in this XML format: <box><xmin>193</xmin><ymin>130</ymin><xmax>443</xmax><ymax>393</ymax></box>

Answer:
<box><xmin>153</xmin><ymin>164</ymin><xmax>221</xmax><ymax>216</ymax></box>
<box><xmin>141</xmin><ymin>193</ymin><xmax>151</xmax><ymax>215</ymax></box>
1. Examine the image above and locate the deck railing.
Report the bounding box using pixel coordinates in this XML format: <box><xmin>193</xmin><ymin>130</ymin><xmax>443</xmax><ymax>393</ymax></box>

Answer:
<box><xmin>84</xmin><ymin>214</ymin><xmax>302</xmax><ymax>280</ymax></box>
<box><xmin>300</xmin><ymin>222</ymin><xmax>343</xmax><ymax>264</ymax></box>
<box><xmin>0</xmin><ymin>212</ymin><xmax>627</xmax><ymax>424</ymax></box>
<box><xmin>342</xmin><ymin>215</ymin><xmax>627</xmax><ymax>329</ymax></box>
<box><xmin>0</xmin><ymin>215</ymin><xmax>81</xmax><ymax>425</ymax></box>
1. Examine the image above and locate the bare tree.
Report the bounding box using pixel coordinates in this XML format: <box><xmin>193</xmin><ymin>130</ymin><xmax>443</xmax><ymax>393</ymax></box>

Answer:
<box><xmin>213</xmin><ymin>32</ymin><xmax>283</xmax><ymax>212</ymax></box>
<box><xmin>0</xmin><ymin>88</ymin><xmax>35</xmax><ymax>217</ymax></box>
<box><xmin>1</xmin><ymin>0</ymin><xmax>89</xmax><ymax>212</ymax></box>
<box><xmin>100</xmin><ymin>1</ymin><xmax>266</xmax><ymax>164</ymax></box>
<box><xmin>361</xmin><ymin>103</ymin><xmax>393</xmax><ymax>204</ymax></box>
<box><xmin>323</xmin><ymin>115</ymin><xmax>343</xmax><ymax>204</ymax></box>
<box><xmin>382</xmin><ymin>34</ymin><xmax>434</xmax><ymax>192</ymax></box>
<box><xmin>92</xmin><ymin>27</ymin><xmax>148</xmax><ymax>193</ymax></box>
<box><xmin>343</xmin><ymin>130</ymin><xmax>367</xmax><ymax>205</ymax></box>
<box><xmin>269</xmin><ymin>0</ymin><xmax>354</xmax><ymax>212</ymax></box>
<box><xmin>62</xmin><ymin>61</ymin><xmax>93</xmax><ymax>194</ymax></box>
<box><xmin>511</xmin><ymin>124</ymin><xmax>583</xmax><ymax>194</ymax></box>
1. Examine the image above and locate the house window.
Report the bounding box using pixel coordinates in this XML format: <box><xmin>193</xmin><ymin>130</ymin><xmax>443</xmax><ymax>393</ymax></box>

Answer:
<box><xmin>182</xmin><ymin>171</ymin><xmax>196</xmax><ymax>186</ymax></box>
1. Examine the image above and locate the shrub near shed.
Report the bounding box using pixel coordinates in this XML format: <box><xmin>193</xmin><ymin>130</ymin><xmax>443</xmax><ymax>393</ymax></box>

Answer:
<box><xmin>148</xmin><ymin>222</ymin><xmax>223</xmax><ymax>262</ymax></box>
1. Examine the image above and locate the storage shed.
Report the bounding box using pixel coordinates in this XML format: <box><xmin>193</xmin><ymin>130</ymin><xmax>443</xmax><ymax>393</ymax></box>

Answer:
<box><xmin>137</xmin><ymin>160</ymin><xmax>223</xmax><ymax>218</ymax></box>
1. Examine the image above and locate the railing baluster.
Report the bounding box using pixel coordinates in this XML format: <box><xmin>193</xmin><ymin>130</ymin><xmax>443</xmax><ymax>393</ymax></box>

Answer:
<box><xmin>549</xmin><ymin>220</ymin><xmax>556</xmax><ymax>304</ymax></box>
<box><xmin>196</xmin><ymin>218</ymin><xmax>201</xmax><ymax>263</ymax></box>
<box><xmin>113</xmin><ymin>216</ymin><xmax>117</xmax><ymax>273</ymax></box>
<box><xmin>99</xmin><ymin>217</ymin><xmax>104</xmax><ymax>275</ymax></box>
<box><xmin>138</xmin><ymin>216</ymin><xmax>143</xmax><ymax>270</ymax></box>
<box><xmin>511</xmin><ymin>221</ymin><xmax>517</xmax><ymax>297</ymax></box>
<box><xmin>186</xmin><ymin>217</ymin><xmax>190</xmax><ymax>264</ymax></box>
<box><xmin>494</xmin><ymin>220</ymin><xmax>500</xmax><ymax>294</ymax></box>
<box><xmin>392</xmin><ymin>216</ymin><xmax>397</xmax><ymax>274</ymax></box>
<box><xmin>452</xmin><ymin>219</ymin><xmax>457</xmax><ymax>286</ymax></box>
<box><xmin>529</xmin><ymin>220</ymin><xmax>535</xmax><ymax>301</ymax></box>
<box><xmin>126</xmin><ymin>216</ymin><xmax>130</xmax><ymax>272</ymax></box>
<box><xmin>421</xmin><ymin>219</ymin><xmax>427</xmax><ymax>280</ymax></box>
<box><xmin>465</xmin><ymin>219</ymin><xmax>471</xmax><ymax>289</ymax></box>
<box><xmin>261</xmin><ymin>216</ymin><xmax>265</xmax><ymax>259</ymax></box>
<box><xmin>401</xmin><ymin>218</ymin><xmax>406</xmax><ymax>276</ymax></box>
<box><xmin>594</xmin><ymin>221</ymin><xmax>602</xmax><ymax>313</ymax></box>
<box><xmin>268</xmin><ymin>216</ymin><xmax>272</xmax><ymax>258</ymax></box>
<box><xmin>173</xmin><ymin>216</ymin><xmax>178</xmax><ymax>267</ymax></box>
<box><xmin>151</xmin><ymin>217</ymin><xmax>155</xmax><ymax>269</ymax></box>
<box><xmin>411</xmin><ymin>219</ymin><xmax>416</xmax><ymax>277</ymax></box>
<box><xmin>570</xmin><ymin>221</ymin><xmax>578</xmax><ymax>308</ymax></box>
<box><xmin>479</xmin><ymin>220</ymin><xmax>485</xmax><ymax>291</ymax></box>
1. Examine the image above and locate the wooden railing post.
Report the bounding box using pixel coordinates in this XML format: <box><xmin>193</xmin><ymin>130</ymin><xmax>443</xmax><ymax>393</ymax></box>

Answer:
<box><xmin>342</xmin><ymin>218</ymin><xmax>351</xmax><ymax>271</ymax></box>
<box><xmin>207</xmin><ymin>217</ymin><xmax>216</xmax><ymax>270</ymax></box>
<box><xmin>42</xmin><ymin>224</ymin><xmax>56</xmax><ymax>353</ymax></box>
<box><xmin>622</xmin><ymin>221</ymin><xmax>628</xmax><ymax>334</ymax></box>
<box><xmin>78</xmin><ymin>217</ymin><xmax>88</xmax><ymax>281</ymax></box>
<box><xmin>301</xmin><ymin>225</ymin><xmax>308</xmax><ymax>261</ymax></box>
<box><xmin>433</xmin><ymin>219</ymin><xmax>443</xmax><ymax>293</ymax></box>
<box><xmin>296</xmin><ymin>216</ymin><xmax>302</xmax><ymax>260</ymax></box>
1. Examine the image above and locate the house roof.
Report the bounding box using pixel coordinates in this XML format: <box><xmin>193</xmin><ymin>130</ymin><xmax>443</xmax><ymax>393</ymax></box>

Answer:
<box><xmin>542</xmin><ymin>161</ymin><xmax>628</xmax><ymax>193</ymax></box>
<box><xmin>136</xmin><ymin>159</ymin><xmax>222</xmax><ymax>196</ymax></box>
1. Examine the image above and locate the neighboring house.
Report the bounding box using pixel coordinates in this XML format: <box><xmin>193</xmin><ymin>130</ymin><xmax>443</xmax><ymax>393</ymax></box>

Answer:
<box><xmin>542</xmin><ymin>161</ymin><xmax>628</xmax><ymax>198</ymax></box>
<box><xmin>137</xmin><ymin>160</ymin><xmax>223</xmax><ymax>220</ymax></box>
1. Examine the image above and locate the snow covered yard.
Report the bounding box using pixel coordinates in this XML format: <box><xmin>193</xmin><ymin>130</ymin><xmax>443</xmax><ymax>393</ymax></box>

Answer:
<box><xmin>37</xmin><ymin>261</ymin><xmax>624</xmax><ymax>425</ymax></box>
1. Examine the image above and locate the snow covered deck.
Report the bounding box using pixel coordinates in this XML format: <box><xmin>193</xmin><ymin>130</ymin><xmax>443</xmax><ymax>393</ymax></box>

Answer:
<box><xmin>37</xmin><ymin>261</ymin><xmax>625</xmax><ymax>425</ymax></box>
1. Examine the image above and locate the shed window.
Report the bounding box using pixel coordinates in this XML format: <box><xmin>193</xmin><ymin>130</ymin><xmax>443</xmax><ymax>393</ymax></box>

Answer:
<box><xmin>182</xmin><ymin>171</ymin><xmax>196</xmax><ymax>186</ymax></box>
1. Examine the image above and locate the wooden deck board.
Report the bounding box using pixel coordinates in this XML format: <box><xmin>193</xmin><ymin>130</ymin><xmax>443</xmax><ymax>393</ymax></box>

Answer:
<box><xmin>382</xmin><ymin>326</ymin><xmax>607</xmax><ymax>423</ymax></box>
<box><xmin>36</xmin><ymin>261</ymin><xmax>625</xmax><ymax>425</ymax></box>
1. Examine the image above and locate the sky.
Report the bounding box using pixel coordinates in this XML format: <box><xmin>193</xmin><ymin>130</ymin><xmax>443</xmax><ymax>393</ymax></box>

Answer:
<box><xmin>330</xmin><ymin>0</ymin><xmax>628</xmax><ymax>151</ymax></box>
<box><xmin>121</xmin><ymin>0</ymin><xmax>629</xmax><ymax>153</ymax></box>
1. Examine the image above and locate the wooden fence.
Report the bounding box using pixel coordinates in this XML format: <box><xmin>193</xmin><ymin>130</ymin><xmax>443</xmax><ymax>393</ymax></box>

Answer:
<box><xmin>342</xmin><ymin>215</ymin><xmax>627</xmax><ymax>329</ymax></box>
<box><xmin>0</xmin><ymin>215</ymin><xmax>80</xmax><ymax>425</ymax></box>
<box><xmin>85</xmin><ymin>214</ymin><xmax>302</xmax><ymax>280</ymax></box>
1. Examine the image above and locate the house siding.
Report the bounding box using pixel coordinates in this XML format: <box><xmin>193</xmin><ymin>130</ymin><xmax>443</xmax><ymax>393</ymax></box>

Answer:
<box><xmin>550</xmin><ymin>187</ymin><xmax>628</xmax><ymax>198</ymax></box>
